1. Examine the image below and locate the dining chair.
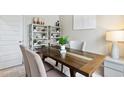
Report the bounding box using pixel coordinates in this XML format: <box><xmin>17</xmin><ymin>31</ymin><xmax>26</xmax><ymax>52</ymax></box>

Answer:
<box><xmin>20</xmin><ymin>45</ymin><xmax>31</xmax><ymax>77</ymax></box>
<box><xmin>20</xmin><ymin>45</ymin><xmax>54</xmax><ymax>77</ymax></box>
<box><xmin>25</xmin><ymin>48</ymin><xmax>66</xmax><ymax>77</ymax></box>
<box><xmin>69</xmin><ymin>40</ymin><xmax>86</xmax><ymax>51</ymax></box>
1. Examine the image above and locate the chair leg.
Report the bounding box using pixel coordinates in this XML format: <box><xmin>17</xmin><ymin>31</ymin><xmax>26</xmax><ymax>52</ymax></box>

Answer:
<box><xmin>25</xmin><ymin>74</ymin><xmax>28</xmax><ymax>77</ymax></box>
<box><xmin>42</xmin><ymin>56</ymin><xmax>47</xmax><ymax>62</ymax></box>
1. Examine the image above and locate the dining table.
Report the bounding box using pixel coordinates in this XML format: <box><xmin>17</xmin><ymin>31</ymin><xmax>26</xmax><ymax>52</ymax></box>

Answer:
<box><xmin>37</xmin><ymin>46</ymin><xmax>105</xmax><ymax>77</ymax></box>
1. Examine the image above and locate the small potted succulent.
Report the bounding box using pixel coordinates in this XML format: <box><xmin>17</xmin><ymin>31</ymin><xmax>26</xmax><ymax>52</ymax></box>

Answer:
<box><xmin>59</xmin><ymin>36</ymin><xmax>68</xmax><ymax>53</ymax></box>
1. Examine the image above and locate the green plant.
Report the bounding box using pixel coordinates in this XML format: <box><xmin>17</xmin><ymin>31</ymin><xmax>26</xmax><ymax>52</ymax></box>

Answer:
<box><xmin>59</xmin><ymin>36</ymin><xmax>68</xmax><ymax>45</ymax></box>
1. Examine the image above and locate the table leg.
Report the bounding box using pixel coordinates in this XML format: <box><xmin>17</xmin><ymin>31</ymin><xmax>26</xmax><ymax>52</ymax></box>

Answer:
<box><xmin>70</xmin><ymin>68</ymin><xmax>76</xmax><ymax>77</ymax></box>
<box><xmin>42</xmin><ymin>55</ymin><xmax>46</xmax><ymax>62</ymax></box>
<box><xmin>55</xmin><ymin>61</ymin><xmax>58</xmax><ymax>66</ymax></box>
<box><xmin>56</xmin><ymin>62</ymin><xmax>63</xmax><ymax>72</ymax></box>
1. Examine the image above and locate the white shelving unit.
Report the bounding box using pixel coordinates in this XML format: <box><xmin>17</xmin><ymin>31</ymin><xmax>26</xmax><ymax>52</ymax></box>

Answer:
<box><xmin>29</xmin><ymin>24</ymin><xmax>61</xmax><ymax>51</ymax></box>
<box><xmin>49</xmin><ymin>26</ymin><xmax>61</xmax><ymax>46</ymax></box>
<box><xmin>29</xmin><ymin>24</ymin><xmax>49</xmax><ymax>51</ymax></box>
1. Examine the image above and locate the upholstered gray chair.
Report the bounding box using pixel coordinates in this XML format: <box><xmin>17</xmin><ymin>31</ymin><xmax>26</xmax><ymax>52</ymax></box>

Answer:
<box><xmin>20</xmin><ymin>45</ymin><xmax>31</xmax><ymax>77</ymax></box>
<box><xmin>25</xmin><ymin>48</ymin><xmax>66</xmax><ymax>77</ymax></box>
<box><xmin>69</xmin><ymin>41</ymin><xmax>86</xmax><ymax>51</ymax></box>
<box><xmin>20</xmin><ymin>45</ymin><xmax>54</xmax><ymax>77</ymax></box>
<box><xmin>25</xmin><ymin>48</ymin><xmax>47</xmax><ymax>77</ymax></box>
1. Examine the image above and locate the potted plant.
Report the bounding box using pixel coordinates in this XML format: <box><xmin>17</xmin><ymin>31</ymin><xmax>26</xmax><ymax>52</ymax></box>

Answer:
<box><xmin>58</xmin><ymin>36</ymin><xmax>68</xmax><ymax>53</ymax></box>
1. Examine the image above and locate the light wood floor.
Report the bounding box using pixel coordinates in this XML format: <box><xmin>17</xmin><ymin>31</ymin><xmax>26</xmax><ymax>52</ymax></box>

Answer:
<box><xmin>0</xmin><ymin>65</ymin><xmax>25</xmax><ymax>77</ymax></box>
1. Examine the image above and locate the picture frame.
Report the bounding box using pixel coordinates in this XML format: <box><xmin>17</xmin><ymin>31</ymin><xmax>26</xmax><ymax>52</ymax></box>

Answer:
<box><xmin>73</xmin><ymin>15</ymin><xmax>96</xmax><ymax>30</ymax></box>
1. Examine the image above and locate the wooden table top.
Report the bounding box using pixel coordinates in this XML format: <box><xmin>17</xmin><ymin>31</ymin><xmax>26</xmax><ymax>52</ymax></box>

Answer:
<box><xmin>37</xmin><ymin>46</ymin><xmax>105</xmax><ymax>77</ymax></box>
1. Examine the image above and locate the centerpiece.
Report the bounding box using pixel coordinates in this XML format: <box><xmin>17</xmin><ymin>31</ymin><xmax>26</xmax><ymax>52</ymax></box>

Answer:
<box><xmin>58</xmin><ymin>36</ymin><xmax>68</xmax><ymax>54</ymax></box>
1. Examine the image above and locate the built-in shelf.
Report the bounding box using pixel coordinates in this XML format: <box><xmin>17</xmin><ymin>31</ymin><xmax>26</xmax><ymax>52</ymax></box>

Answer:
<box><xmin>51</xmin><ymin>32</ymin><xmax>60</xmax><ymax>34</ymax></box>
<box><xmin>33</xmin><ymin>31</ymin><xmax>47</xmax><ymax>33</ymax></box>
<box><xmin>51</xmin><ymin>37</ymin><xmax>60</xmax><ymax>39</ymax></box>
<box><xmin>32</xmin><ymin>24</ymin><xmax>48</xmax><ymax>27</ymax></box>
<box><xmin>34</xmin><ymin>44</ymin><xmax>48</xmax><ymax>47</ymax></box>
<box><xmin>51</xmin><ymin>26</ymin><xmax>60</xmax><ymax>28</ymax></box>
<box><xmin>34</xmin><ymin>38</ymin><xmax>48</xmax><ymax>40</ymax></box>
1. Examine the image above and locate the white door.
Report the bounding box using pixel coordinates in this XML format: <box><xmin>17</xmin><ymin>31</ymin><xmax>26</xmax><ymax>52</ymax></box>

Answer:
<box><xmin>0</xmin><ymin>15</ymin><xmax>23</xmax><ymax>69</ymax></box>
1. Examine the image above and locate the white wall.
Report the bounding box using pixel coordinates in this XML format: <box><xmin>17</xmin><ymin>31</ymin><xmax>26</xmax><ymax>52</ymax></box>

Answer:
<box><xmin>60</xmin><ymin>15</ymin><xmax>124</xmax><ymax>57</ymax></box>
<box><xmin>23</xmin><ymin>15</ymin><xmax>59</xmax><ymax>47</ymax></box>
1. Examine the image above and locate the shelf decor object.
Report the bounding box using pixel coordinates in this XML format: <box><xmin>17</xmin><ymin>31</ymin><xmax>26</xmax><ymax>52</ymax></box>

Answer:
<box><xmin>106</xmin><ymin>31</ymin><xmax>124</xmax><ymax>59</ymax></box>
<box><xmin>32</xmin><ymin>17</ymin><xmax>45</xmax><ymax>25</ymax></box>
<box><xmin>73</xmin><ymin>15</ymin><xmax>96</xmax><ymax>30</ymax></box>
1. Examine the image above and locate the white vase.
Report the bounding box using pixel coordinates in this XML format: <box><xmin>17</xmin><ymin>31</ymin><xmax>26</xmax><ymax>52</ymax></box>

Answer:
<box><xmin>61</xmin><ymin>53</ymin><xmax>66</xmax><ymax>59</ymax></box>
<box><xmin>60</xmin><ymin>45</ymin><xmax>66</xmax><ymax>54</ymax></box>
<box><xmin>61</xmin><ymin>45</ymin><xmax>65</xmax><ymax>50</ymax></box>
<box><xmin>33</xmin><ymin>17</ymin><xmax>37</xmax><ymax>24</ymax></box>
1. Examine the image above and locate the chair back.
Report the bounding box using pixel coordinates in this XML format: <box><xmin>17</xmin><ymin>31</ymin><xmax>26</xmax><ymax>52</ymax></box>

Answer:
<box><xmin>20</xmin><ymin>45</ymin><xmax>31</xmax><ymax>77</ymax></box>
<box><xmin>25</xmin><ymin>48</ymin><xmax>47</xmax><ymax>77</ymax></box>
<box><xmin>69</xmin><ymin>41</ymin><xmax>86</xmax><ymax>51</ymax></box>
